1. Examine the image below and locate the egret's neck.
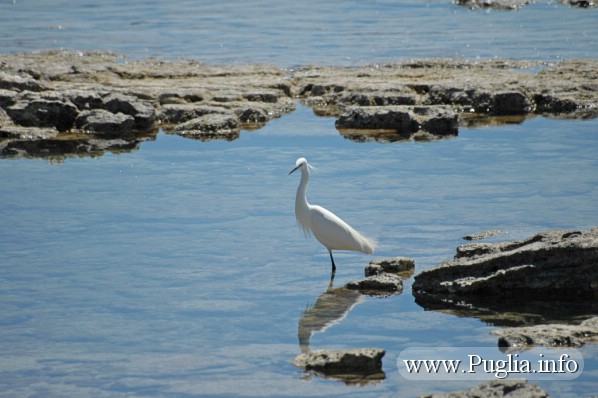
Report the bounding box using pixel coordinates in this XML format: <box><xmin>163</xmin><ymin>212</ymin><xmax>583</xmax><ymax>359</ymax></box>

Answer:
<box><xmin>295</xmin><ymin>168</ymin><xmax>310</xmax><ymax>209</ymax></box>
<box><xmin>295</xmin><ymin>168</ymin><xmax>311</xmax><ymax>231</ymax></box>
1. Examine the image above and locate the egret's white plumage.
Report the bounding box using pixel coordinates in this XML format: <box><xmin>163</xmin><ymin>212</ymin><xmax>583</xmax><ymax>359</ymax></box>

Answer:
<box><xmin>289</xmin><ymin>157</ymin><xmax>375</xmax><ymax>273</ymax></box>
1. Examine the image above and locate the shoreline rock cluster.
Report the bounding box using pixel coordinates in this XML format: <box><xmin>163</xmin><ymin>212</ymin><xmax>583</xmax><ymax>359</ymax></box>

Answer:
<box><xmin>1</xmin><ymin>51</ymin><xmax>597</xmax><ymax>158</ymax></box>
<box><xmin>413</xmin><ymin>227</ymin><xmax>598</xmax><ymax>351</ymax></box>
<box><xmin>0</xmin><ymin>51</ymin><xmax>294</xmax><ymax>158</ymax></box>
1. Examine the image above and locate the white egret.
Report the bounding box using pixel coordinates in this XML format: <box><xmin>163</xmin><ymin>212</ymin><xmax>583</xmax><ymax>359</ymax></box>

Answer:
<box><xmin>289</xmin><ymin>157</ymin><xmax>376</xmax><ymax>274</ymax></box>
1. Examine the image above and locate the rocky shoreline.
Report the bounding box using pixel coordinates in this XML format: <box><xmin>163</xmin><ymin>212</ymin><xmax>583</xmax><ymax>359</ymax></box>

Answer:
<box><xmin>1</xmin><ymin>51</ymin><xmax>597</xmax><ymax>158</ymax></box>
<box><xmin>295</xmin><ymin>229</ymin><xmax>598</xmax><ymax>395</ymax></box>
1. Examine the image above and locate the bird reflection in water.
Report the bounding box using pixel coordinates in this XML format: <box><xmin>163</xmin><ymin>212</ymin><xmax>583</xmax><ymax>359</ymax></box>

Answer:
<box><xmin>298</xmin><ymin>285</ymin><xmax>363</xmax><ymax>354</ymax></box>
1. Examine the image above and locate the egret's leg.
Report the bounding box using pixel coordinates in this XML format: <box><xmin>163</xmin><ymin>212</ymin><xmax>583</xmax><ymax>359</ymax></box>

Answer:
<box><xmin>328</xmin><ymin>269</ymin><xmax>336</xmax><ymax>289</ymax></box>
<box><xmin>328</xmin><ymin>250</ymin><xmax>337</xmax><ymax>273</ymax></box>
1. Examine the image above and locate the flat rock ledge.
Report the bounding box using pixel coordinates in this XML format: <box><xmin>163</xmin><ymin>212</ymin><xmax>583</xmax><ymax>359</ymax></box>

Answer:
<box><xmin>2</xmin><ymin>51</ymin><xmax>597</xmax><ymax>157</ymax></box>
<box><xmin>0</xmin><ymin>51</ymin><xmax>294</xmax><ymax>158</ymax></box>
<box><xmin>419</xmin><ymin>379</ymin><xmax>550</xmax><ymax>398</ymax></box>
<box><xmin>412</xmin><ymin>228</ymin><xmax>598</xmax><ymax>298</ymax></box>
<box><xmin>346</xmin><ymin>257</ymin><xmax>415</xmax><ymax>297</ymax></box>
<box><xmin>292</xmin><ymin>348</ymin><xmax>385</xmax><ymax>384</ymax></box>
<box><xmin>492</xmin><ymin>316</ymin><xmax>598</xmax><ymax>350</ymax></box>
<box><xmin>295</xmin><ymin>58</ymin><xmax>598</xmax><ymax>142</ymax></box>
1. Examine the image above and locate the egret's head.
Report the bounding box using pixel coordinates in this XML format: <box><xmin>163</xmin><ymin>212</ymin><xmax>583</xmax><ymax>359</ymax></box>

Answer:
<box><xmin>289</xmin><ymin>157</ymin><xmax>309</xmax><ymax>175</ymax></box>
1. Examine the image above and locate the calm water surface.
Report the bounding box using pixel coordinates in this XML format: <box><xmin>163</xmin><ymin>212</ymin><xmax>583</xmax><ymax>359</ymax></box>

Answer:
<box><xmin>1</xmin><ymin>107</ymin><xmax>598</xmax><ymax>397</ymax></box>
<box><xmin>1</xmin><ymin>1</ymin><xmax>598</xmax><ymax>396</ymax></box>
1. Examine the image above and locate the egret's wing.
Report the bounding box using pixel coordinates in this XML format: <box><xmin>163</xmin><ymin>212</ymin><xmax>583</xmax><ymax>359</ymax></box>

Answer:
<box><xmin>310</xmin><ymin>205</ymin><xmax>375</xmax><ymax>254</ymax></box>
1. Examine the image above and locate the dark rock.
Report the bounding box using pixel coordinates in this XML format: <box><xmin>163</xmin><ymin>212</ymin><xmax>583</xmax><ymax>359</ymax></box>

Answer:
<box><xmin>103</xmin><ymin>93</ymin><xmax>155</xmax><ymax>130</ymax></box>
<box><xmin>365</xmin><ymin>257</ymin><xmax>415</xmax><ymax>276</ymax></box>
<box><xmin>6</xmin><ymin>99</ymin><xmax>78</xmax><ymax>132</ymax></box>
<box><xmin>74</xmin><ymin>109</ymin><xmax>135</xmax><ymax>136</ymax></box>
<box><xmin>336</xmin><ymin>105</ymin><xmax>458</xmax><ymax>137</ymax></box>
<box><xmin>563</xmin><ymin>0</ymin><xmax>597</xmax><ymax>7</ymax></box>
<box><xmin>64</xmin><ymin>90</ymin><xmax>105</xmax><ymax>111</ymax></box>
<box><xmin>417</xmin><ymin>106</ymin><xmax>460</xmax><ymax>135</ymax></box>
<box><xmin>419</xmin><ymin>379</ymin><xmax>550</xmax><ymax>398</ymax></box>
<box><xmin>492</xmin><ymin>316</ymin><xmax>598</xmax><ymax>350</ymax></box>
<box><xmin>413</xmin><ymin>228</ymin><xmax>598</xmax><ymax>298</ymax></box>
<box><xmin>336</xmin><ymin>106</ymin><xmax>414</xmax><ymax>131</ymax></box>
<box><xmin>346</xmin><ymin>273</ymin><xmax>404</xmax><ymax>294</ymax></box>
<box><xmin>491</xmin><ymin>91</ymin><xmax>534</xmax><ymax>115</ymax></box>
<box><xmin>0</xmin><ymin>89</ymin><xmax>18</xmax><ymax>109</ymax></box>
<box><xmin>462</xmin><ymin>229</ymin><xmax>504</xmax><ymax>241</ymax></box>
<box><xmin>243</xmin><ymin>91</ymin><xmax>279</xmax><ymax>103</ymax></box>
<box><xmin>453</xmin><ymin>0</ymin><xmax>534</xmax><ymax>10</ymax></box>
<box><xmin>292</xmin><ymin>348</ymin><xmax>385</xmax><ymax>376</ymax></box>
<box><xmin>533</xmin><ymin>93</ymin><xmax>579</xmax><ymax>114</ymax></box>
<box><xmin>236</xmin><ymin>107</ymin><xmax>269</xmax><ymax>124</ymax></box>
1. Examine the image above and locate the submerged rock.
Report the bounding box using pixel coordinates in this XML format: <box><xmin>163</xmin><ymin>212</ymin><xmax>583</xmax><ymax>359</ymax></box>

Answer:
<box><xmin>413</xmin><ymin>228</ymin><xmax>598</xmax><ymax>298</ymax></box>
<box><xmin>419</xmin><ymin>379</ymin><xmax>550</xmax><ymax>398</ymax></box>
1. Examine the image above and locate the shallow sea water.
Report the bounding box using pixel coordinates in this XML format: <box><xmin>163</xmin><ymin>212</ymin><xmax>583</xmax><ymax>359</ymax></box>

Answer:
<box><xmin>1</xmin><ymin>106</ymin><xmax>597</xmax><ymax>397</ymax></box>
<box><xmin>1</xmin><ymin>0</ymin><xmax>597</xmax><ymax>65</ymax></box>
<box><xmin>1</xmin><ymin>1</ymin><xmax>598</xmax><ymax>397</ymax></box>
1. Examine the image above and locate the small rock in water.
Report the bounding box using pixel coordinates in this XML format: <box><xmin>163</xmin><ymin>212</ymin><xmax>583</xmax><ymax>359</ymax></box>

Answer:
<box><xmin>462</xmin><ymin>229</ymin><xmax>504</xmax><ymax>241</ymax></box>
<box><xmin>365</xmin><ymin>256</ymin><xmax>415</xmax><ymax>276</ymax></box>
<box><xmin>419</xmin><ymin>379</ymin><xmax>550</xmax><ymax>398</ymax></box>
<box><xmin>293</xmin><ymin>348</ymin><xmax>385</xmax><ymax>376</ymax></box>
<box><xmin>346</xmin><ymin>273</ymin><xmax>404</xmax><ymax>295</ymax></box>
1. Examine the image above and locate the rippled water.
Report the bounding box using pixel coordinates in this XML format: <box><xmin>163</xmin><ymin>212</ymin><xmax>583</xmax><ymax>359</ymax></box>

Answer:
<box><xmin>1</xmin><ymin>0</ymin><xmax>597</xmax><ymax>65</ymax></box>
<box><xmin>1</xmin><ymin>1</ymin><xmax>598</xmax><ymax>397</ymax></box>
<box><xmin>1</xmin><ymin>106</ymin><xmax>597</xmax><ymax>396</ymax></box>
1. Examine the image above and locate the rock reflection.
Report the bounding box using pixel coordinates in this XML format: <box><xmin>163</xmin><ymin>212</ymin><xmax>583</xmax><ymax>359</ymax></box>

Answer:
<box><xmin>414</xmin><ymin>293</ymin><xmax>598</xmax><ymax>328</ymax></box>
<box><xmin>0</xmin><ymin>130</ymin><xmax>158</xmax><ymax>161</ymax></box>
<box><xmin>338</xmin><ymin>128</ymin><xmax>458</xmax><ymax>143</ymax></box>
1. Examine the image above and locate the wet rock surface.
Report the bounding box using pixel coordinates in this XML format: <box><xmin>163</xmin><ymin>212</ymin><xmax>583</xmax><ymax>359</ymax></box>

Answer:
<box><xmin>492</xmin><ymin>316</ymin><xmax>598</xmax><ymax>350</ymax></box>
<box><xmin>0</xmin><ymin>51</ymin><xmax>294</xmax><ymax>158</ymax></box>
<box><xmin>1</xmin><ymin>51</ymin><xmax>597</xmax><ymax>157</ymax></box>
<box><xmin>294</xmin><ymin>59</ymin><xmax>598</xmax><ymax>142</ymax></box>
<box><xmin>346</xmin><ymin>256</ymin><xmax>415</xmax><ymax>297</ymax></box>
<box><xmin>292</xmin><ymin>348</ymin><xmax>385</xmax><ymax>385</ymax></box>
<box><xmin>419</xmin><ymin>379</ymin><xmax>550</xmax><ymax>398</ymax></box>
<box><xmin>413</xmin><ymin>227</ymin><xmax>598</xmax><ymax>351</ymax></box>
<box><xmin>413</xmin><ymin>228</ymin><xmax>598</xmax><ymax>298</ymax></box>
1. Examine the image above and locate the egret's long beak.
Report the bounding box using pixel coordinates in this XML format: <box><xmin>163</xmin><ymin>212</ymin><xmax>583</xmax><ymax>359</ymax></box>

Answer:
<box><xmin>289</xmin><ymin>165</ymin><xmax>301</xmax><ymax>175</ymax></box>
